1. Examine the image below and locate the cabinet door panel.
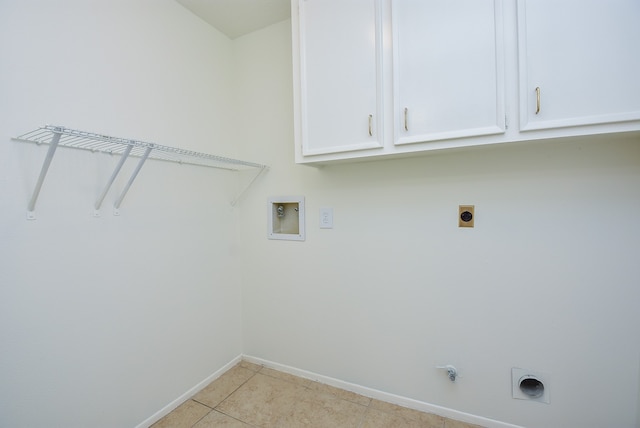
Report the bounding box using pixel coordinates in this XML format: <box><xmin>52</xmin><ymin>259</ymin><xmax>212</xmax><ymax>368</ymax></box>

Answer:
<box><xmin>298</xmin><ymin>0</ymin><xmax>384</xmax><ymax>156</ymax></box>
<box><xmin>393</xmin><ymin>0</ymin><xmax>506</xmax><ymax>146</ymax></box>
<box><xmin>518</xmin><ymin>0</ymin><xmax>640</xmax><ymax>131</ymax></box>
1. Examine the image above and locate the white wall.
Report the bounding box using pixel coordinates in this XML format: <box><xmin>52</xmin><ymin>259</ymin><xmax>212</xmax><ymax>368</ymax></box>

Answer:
<box><xmin>235</xmin><ymin>21</ymin><xmax>640</xmax><ymax>428</ymax></box>
<box><xmin>2</xmin><ymin>4</ymin><xmax>639</xmax><ymax>427</ymax></box>
<box><xmin>0</xmin><ymin>1</ymin><xmax>244</xmax><ymax>427</ymax></box>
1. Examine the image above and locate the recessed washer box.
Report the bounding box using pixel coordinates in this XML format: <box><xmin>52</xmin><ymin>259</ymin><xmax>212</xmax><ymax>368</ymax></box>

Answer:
<box><xmin>268</xmin><ymin>196</ymin><xmax>305</xmax><ymax>241</ymax></box>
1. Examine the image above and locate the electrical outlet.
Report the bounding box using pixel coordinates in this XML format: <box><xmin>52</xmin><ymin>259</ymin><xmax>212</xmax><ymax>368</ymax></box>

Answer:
<box><xmin>459</xmin><ymin>205</ymin><xmax>474</xmax><ymax>228</ymax></box>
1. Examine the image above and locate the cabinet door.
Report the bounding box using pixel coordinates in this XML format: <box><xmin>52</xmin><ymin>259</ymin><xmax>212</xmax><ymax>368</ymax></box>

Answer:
<box><xmin>518</xmin><ymin>0</ymin><xmax>640</xmax><ymax>131</ymax></box>
<box><xmin>392</xmin><ymin>0</ymin><xmax>506</xmax><ymax>146</ymax></box>
<box><xmin>296</xmin><ymin>0</ymin><xmax>384</xmax><ymax>156</ymax></box>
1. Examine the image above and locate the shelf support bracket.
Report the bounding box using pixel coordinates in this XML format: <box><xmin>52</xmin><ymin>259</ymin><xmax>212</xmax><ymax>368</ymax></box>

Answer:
<box><xmin>113</xmin><ymin>146</ymin><xmax>152</xmax><ymax>216</ymax></box>
<box><xmin>231</xmin><ymin>166</ymin><xmax>268</xmax><ymax>207</ymax></box>
<box><xmin>26</xmin><ymin>128</ymin><xmax>62</xmax><ymax>220</ymax></box>
<box><xmin>93</xmin><ymin>145</ymin><xmax>133</xmax><ymax>217</ymax></box>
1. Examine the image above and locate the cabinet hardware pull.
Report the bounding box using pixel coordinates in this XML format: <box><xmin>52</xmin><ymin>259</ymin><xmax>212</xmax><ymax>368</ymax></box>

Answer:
<box><xmin>368</xmin><ymin>114</ymin><xmax>373</xmax><ymax>136</ymax></box>
<box><xmin>404</xmin><ymin>107</ymin><xmax>409</xmax><ymax>131</ymax></box>
<box><xmin>535</xmin><ymin>87</ymin><xmax>541</xmax><ymax>114</ymax></box>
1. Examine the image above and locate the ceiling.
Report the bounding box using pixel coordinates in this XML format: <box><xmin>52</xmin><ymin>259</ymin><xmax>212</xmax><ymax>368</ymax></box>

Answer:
<box><xmin>175</xmin><ymin>0</ymin><xmax>291</xmax><ymax>39</ymax></box>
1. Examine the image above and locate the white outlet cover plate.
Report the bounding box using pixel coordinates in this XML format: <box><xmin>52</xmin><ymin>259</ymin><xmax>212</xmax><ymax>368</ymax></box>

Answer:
<box><xmin>319</xmin><ymin>207</ymin><xmax>333</xmax><ymax>229</ymax></box>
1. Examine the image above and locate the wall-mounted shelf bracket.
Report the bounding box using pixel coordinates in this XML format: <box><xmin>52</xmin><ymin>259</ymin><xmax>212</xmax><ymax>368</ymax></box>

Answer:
<box><xmin>93</xmin><ymin>145</ymin><xmax>132</xmax><ymax>217</ymax></box>
<box><xmin>25</xmin><ymin>127</ymin><xmax>63</xmax><ymax>220</ymax></box>
<box><xmin>14</xmin><ymin>125</ymin><xmax>267</xmax><ymax>219</ymax></box>
<box><xmin>112</xmin><ymin>146</ymin><xmax>152</xmax><ymax>216</ymax></box>
<box><xmin>231</xmin><ymin>166</ymin><xmax>268</xmax><ymax>207</ymax></box>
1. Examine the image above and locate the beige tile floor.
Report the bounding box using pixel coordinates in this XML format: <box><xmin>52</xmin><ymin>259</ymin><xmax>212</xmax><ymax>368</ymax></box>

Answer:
<box><xmin>151</xmin><ymin>361</ymin><xmax>484</xmax><ymax>428</ymax></box>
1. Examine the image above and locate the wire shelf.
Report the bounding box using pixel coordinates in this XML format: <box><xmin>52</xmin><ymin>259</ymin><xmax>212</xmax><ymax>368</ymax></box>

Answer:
<box><xmin>15</xmin><ymin>125</ymin><xmax>266</xmax><ymax>171</ymax></box>
<box><xmin>13</xmin><ymin>125</ymin><xmax>267</xmax><ymax>218</ymax></box>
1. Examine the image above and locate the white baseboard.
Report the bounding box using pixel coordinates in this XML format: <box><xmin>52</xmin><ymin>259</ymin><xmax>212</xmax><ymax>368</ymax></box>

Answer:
<box><xmin>135</xmin><ymin>354</ymin><xmax>242</xmax><ymax>428</ymax></box>
<box><xmin>136</xmin><ymin>354</ymin><xmax>524</xmax><ymax>428</ymax></box>
<box><xmin>242</xmin><ymin>354</ymin><xmax>524</xmax><ymax>428</ymax></box>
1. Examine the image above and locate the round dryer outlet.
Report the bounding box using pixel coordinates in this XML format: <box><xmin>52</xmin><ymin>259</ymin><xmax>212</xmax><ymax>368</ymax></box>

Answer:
<box><xmin>511</xmin><ymin>367</ymin><xmax>550</xmax><ymax>404</ymax></box>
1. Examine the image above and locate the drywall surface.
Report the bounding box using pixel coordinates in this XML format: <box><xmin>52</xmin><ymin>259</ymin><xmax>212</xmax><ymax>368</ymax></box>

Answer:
<box><xmin>0</xmin><ymin>1</ymin><xmax>243</xmax><ymax>427</ymax></box>
<box><xmin>234</xmin><ymin>20</ymin><xmax>640</xmax><ymax>428</ymax></box>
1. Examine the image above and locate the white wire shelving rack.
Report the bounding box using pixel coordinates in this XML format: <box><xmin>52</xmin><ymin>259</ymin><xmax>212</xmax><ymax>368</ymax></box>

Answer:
<box><xmin>14</xmin><ymin>125</ymin><xmax>267</xmax><ymax>219</ymax></box>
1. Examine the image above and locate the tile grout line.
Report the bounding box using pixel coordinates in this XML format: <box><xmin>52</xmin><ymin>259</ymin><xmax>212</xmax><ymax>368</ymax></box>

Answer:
<box><xmin>356</xmin><ymin>404</ymin><xmax>372</xmax><ymax>428</ymax></box>
<box><xmin>195</xmin><ymin>408</ymin><xmax>261</xmax><ymax>428</ymax></box>
<box><xmin>213</xmin><ymin>365</ymin><xmax>262</xmax><ymax>410</ymax></box>
<box><xmin>190</xmin><ymin>364</ymin><xmax>263</xmax><ymax>427</ymax></box>
<box><xmin>222</xmin><ymin>364</ymin><xmax>311</xmax><ymax>428</ymax></box>
<box><xmin>190</xmin><ymin>398</ymin><xmax>214</xmax><ymax>410</ymax></box>
<box><xmin>189</xmin><ymin>403</ymin><xmax>212</xmax><ymax>428</ymax></box>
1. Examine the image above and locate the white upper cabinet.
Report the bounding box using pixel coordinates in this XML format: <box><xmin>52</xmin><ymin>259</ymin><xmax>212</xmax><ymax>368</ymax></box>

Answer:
<box><xmin>517</xmin><ymin>0</ymin><xmax>640</xmax><ymax>131</ymax></box>
<box><xmin>294</xmin><ymin>0</ymin><xmax>384</xmax><ymax>156</ymax></box>
<box><xmin>292</xmin><ymin>0</ymin><xmax>640</xmax><ymax>164</ymax></box>
<box><xmin>392</xmin><ymin>0</ymin><xmax>506</xmax><ymax>146</ymax></box>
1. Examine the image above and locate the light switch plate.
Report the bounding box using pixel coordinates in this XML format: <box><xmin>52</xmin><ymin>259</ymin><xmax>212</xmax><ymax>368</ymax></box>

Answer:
<box><xmin>319</xmin><ymin>207</ymin><xmax>333</xmax><ymax>229</ymax></box>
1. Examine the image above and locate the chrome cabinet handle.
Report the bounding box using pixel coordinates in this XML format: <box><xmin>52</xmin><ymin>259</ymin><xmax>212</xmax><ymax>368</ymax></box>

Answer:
<box><xmin>368</xmin><ymin>114</ymin><xmax>373</xmax><ymax>136</ymax></box>
<box><xmin>404</xmin><ymin>107</ymin><xmax>408</xmax><ymax>131</ymax></box>
<box><xmin>535</xmin><ymin>87</ymin><xmax>541</xmax><ymax>114</ymax></box>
